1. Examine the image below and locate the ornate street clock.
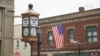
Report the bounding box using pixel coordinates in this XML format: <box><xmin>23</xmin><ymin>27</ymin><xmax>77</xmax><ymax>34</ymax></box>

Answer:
<box><xmin>21</xmin><ymin>4</ymin><xmax>40</xmax><ymax>42</ymax></box>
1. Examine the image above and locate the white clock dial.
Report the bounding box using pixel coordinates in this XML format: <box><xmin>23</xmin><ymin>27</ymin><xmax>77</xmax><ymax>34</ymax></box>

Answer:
<box><xmin>30</xmin><ymin>17</ymin><xmax>38</xmax><ymax>27</ymax></box>
<box><xmin>23</xmin><ymin>17</ymin><xmax>29</xmax><ymax>27</ymax></box>
<box><xmin>23</xmin><ymin>28</ymin><xmax>29</xmax><ymax>36</ymax></box>
<box><xmin>30</xmin><ymin>28</ymin><xmax>37</xmax><ymax>36</ymax></box>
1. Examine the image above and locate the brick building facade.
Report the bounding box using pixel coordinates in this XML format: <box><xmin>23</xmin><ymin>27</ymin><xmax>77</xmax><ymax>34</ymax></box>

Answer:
<box><xmin>32</xmin><ymin>7</ymin><xmax>100</xmax><ymax>56</ymax></box>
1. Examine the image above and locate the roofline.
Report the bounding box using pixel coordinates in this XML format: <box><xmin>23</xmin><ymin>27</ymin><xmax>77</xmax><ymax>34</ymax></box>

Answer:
<box><xmin>14</xmin><ymin>8</ymin><xmax>100</xmax><ymax>19</ymax></box>
<box><xmin>39</xmin><ymin>8</ymin><xmax>100</xmax><ymax>25</ymax></box>
<box><xmin>40</xmin><ymin>8</ymin><xmax>100</xmax><ymax>19</ymax></box>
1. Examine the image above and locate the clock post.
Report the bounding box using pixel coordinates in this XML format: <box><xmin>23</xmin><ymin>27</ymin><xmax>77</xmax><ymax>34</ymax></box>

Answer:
<box><xmin>21</xmin><ymin>4</ymin><xmax>41</xmax><ymax>56</ymax></box>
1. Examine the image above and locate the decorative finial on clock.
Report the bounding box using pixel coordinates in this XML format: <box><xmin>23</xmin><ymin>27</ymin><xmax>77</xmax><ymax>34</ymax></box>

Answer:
<box><xmin>28</xmin><ymin>3</ymin><xmax>33</xmax><ymax>10</ymax></box>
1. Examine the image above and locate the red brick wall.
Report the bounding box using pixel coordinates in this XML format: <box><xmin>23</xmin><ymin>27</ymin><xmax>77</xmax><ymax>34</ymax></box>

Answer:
<box><xmin>40</xmin><ymin>18</ymin><xmax>100</xmax><ymax>50</ymax></box>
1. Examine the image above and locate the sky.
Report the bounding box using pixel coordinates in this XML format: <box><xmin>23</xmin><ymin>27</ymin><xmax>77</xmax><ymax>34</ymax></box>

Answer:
<box><xmin>14</xmin><ymin>0</ymin><xmax>100</xmax><ymax>25</ymax></box>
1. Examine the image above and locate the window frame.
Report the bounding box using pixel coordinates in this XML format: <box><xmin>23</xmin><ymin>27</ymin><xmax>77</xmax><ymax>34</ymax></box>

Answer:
<box><xmin>48</xmin><ymin>31</ymin><xmax>53</xmax><ymax>46</ymax></box>
<box><xmin>68</xmin><ymin>29</ymin><xmax>74</xmax><ymax>44</ymax></box>
<box><xmin>86</xmin><ymin>26</ymin><xmax>98</xmax><ymax>43</ymax></box>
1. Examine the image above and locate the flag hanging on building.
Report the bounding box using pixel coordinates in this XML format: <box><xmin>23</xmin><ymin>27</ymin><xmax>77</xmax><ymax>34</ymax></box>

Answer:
<box><xmin>52</xmin><ymin>24</ymin><xmax>64</xmax><ymax>49</ymax></box>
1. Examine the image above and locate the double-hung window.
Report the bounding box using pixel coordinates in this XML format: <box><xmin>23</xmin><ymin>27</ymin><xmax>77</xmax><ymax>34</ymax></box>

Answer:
<box><xmin>86</xmin><ymin>26</ymin><xmax>98</xmax><ymax>43</ymax></box>
<box><xmin>48</xmin><ymin>31</ymin><xmax>53</xmax><ymax>46</ymax></box>
<box><xmin>68</xmin><ymin>29</ymin><xmax>74</xmax><ymax>44</ymax></box>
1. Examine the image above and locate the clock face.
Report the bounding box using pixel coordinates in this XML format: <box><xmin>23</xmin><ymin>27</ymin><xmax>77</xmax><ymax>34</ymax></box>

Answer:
<box><xmin>30</xmin><ymin>28</ymin><xmax>37</xmax><ymax>36</ymax></box>
<box><xmin>30</xmin><ymin>17</ymin><xmax>38</xmax><ymax>27</ymax></box>
<box><xmin>23</xmin><ymin>28</ymin><xmax>29</xmax><ymax>36</ymax></box>
<box><xmin>23</xmin><ymin>17</ymin><xmax>29</xmax><ymax>27</ymax></box>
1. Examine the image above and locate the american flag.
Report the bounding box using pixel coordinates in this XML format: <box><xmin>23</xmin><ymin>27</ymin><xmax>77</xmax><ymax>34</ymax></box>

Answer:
<box><xmin>52</xmin><ymin>24</ymin><xmax>64</xmax><ymax>49</ymax></box>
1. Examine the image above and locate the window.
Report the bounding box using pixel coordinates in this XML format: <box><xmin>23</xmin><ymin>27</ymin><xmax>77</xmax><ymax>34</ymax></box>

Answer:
<box><xmin>68</xmin><ymin>29</ymin><xmax>74</xmax><ymax>44</ymax></box>
<box><xmin>24</xmin><ymin>42</ymin><xmax>27</xmax><ymax>48</ymax></box>
<box><xmin>86</xmin><ymin>26</ymin><xmax>98</xmax><ymax>43</ymax></box>
<box><xmin>16</xmin><ymin>40</ymin><xmax>19</xmax><ymax>48</ymax></box>
<box><xmin>48</xmin><ymin>31</ymin><xmax>53</xmax><ymax>45</ymax></box>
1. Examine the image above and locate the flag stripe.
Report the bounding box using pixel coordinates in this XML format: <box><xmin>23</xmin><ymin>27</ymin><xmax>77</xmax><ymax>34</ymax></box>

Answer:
<box><xmin>52</xmin><ymin>24</ymin><xmax>64</xmax><ymax>49</ymax></box>
<box><xmin>52</xmin><ymin>27</ymin><xmax>59</xmax><ymax>48</ymax></box>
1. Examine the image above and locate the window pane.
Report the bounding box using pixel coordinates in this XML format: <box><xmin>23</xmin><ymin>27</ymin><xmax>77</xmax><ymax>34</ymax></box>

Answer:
<box><xmin>88</xmin><ymin>38</ymin><xmax>92</xmax><ymax>42</ymax></box>
<box><xmin>87</xmin><ymin>32</ymin><xmax>92</xmax><ymax>36</ymax></box>
<box><xmin>48</xmin><ymin>31</ymin><xmax>53</xmax><ymax>45</ymax></box>
<box><xmin>49</xmin><ymin>41</ymin><xmax>53</xmax><ymax>45</ymax></box>
<box><xmin>93</xmin><ymin>37</ymin><xmax>97</xmax><ymax>42</ymax></box>
<box><xmin>93</xmin><ymin>31</ymin><xmax>97</xmax><ymax>36</ymax></box>
<box><xmin>87</xmin><ymin>26</ymin><xmax>97</xmax><ymax>31</ymax></box>
<box><xmin>70</xmin><ymin>34</ymin><xmax>73</xmax><ymax>38</ymax></box>
<box><xmin>49</xmin><ymin>36</ymin><xmax>52</xmax><ymax>40</ymax></box>
<box><xmin>68</xmin><ymin>29</ymin><xmax>74</xmax><ymax>38</ymax></box>
<box><xmin>48</xmin><ymin>32</ymin><xmax>53</xmax><ymax>40</ymax></box>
